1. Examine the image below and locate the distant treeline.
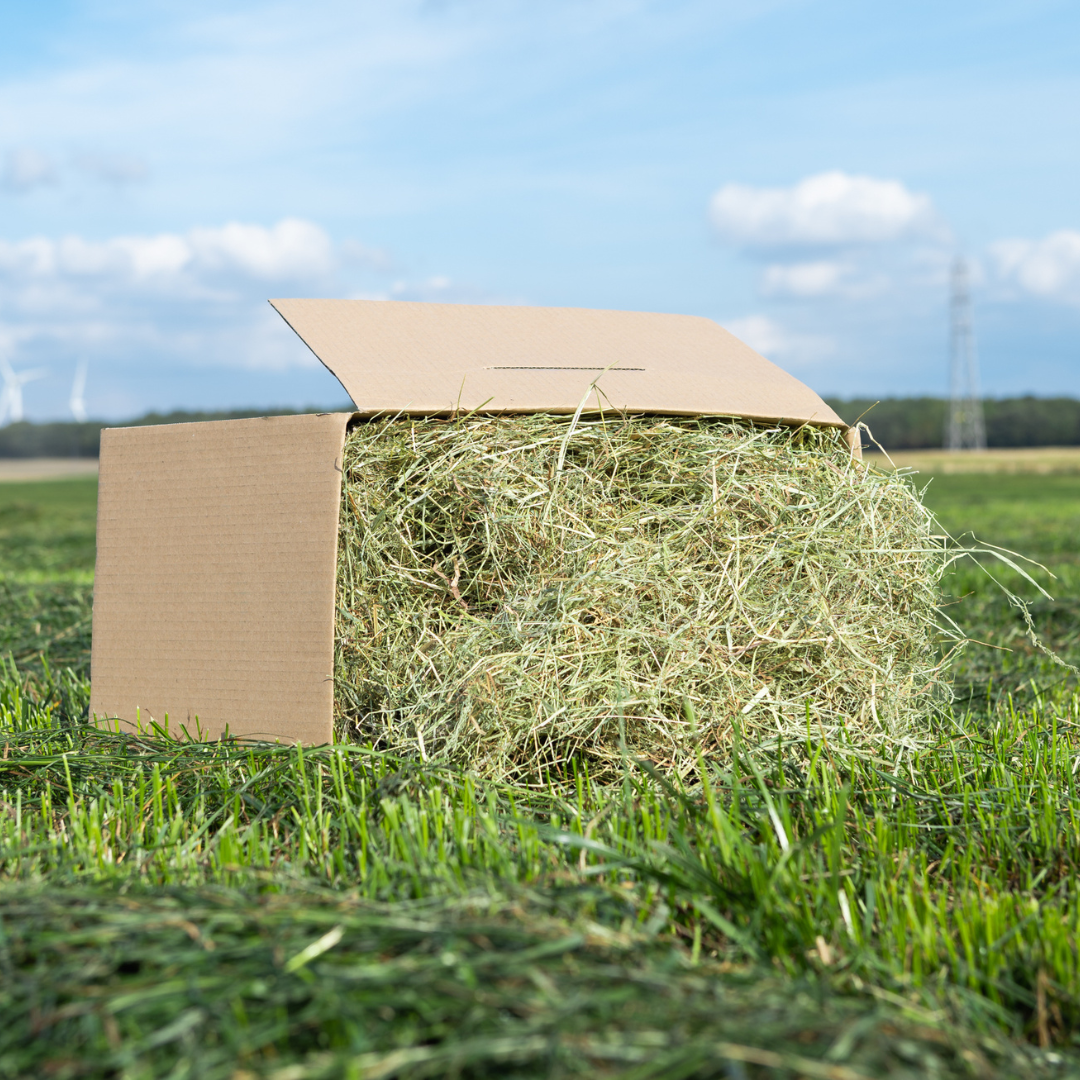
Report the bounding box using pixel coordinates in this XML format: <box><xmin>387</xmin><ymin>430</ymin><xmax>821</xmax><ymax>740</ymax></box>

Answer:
<box><xmin>824</xmin><ymin>397</ymin><xmax>1080</xmax><ymax>451</ymax></box>
<box><xmin>3</xmin><ymin>397</ymin><xmax>1080</xmax><ymax>456</ymax></box>
<box><xmin>0</xmin><ymin>408</ymin><xmax>343</xmax><ymax>458</ymax></box>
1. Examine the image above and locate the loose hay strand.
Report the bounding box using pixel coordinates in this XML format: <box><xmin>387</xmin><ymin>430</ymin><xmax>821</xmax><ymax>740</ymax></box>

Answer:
<box><xmin>334</xmin><ymin>413</ymin><xmax>949</xmax><ymax>782</ymax></box>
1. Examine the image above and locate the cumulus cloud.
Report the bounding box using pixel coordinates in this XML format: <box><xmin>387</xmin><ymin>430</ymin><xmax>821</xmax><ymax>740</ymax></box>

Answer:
<box><xmin>0</xmin><ymin>218</ymin><xmax>343</xmax><ymax>393</ymax></box>
<box><xmin>3</xmin><ymin>148</ymin><xmax>57</xmax><ymax>192</ymax></box>
<box><xmin>761</xmin><ymin>260</ymin><xmax>849</xmax><ymax>298</ymax></box>
<box><xmin>188</xmin><ymin>220</ymin><xmax>335</xmax><ymax>280</ymax></box>
<box><xmin>709</xmin><ymin>173</ymin><xmax>945</xmax><ymax>306</ymax></box>
<box><xmin>387</xmin><ymin>275</ymin><xmax>494</xmax><ymax>303</ymax></box>
<box><xmin>0</xmin><ymin>219</ymin><xmax>480</xmax><ymax>407</ymax></box>
<box><xmin>759</xmin><ymin>258</ymin><xmax>894</xmax><ymax>300</ymax></box>
<box><xmin>723</xmin><ymin>314</ymin><xmax>834</xmax><ymax>367</ymax></box>
<box><xmin>347</xmin><ymin>275</ymin><xmax>508</xmax><ymax>305</ymax></box>
<box><xmin>0</xmin><ymin>218</ymin><xmax>335</xmax><ymax>287</ymax></box>
<box><xmin>710</xmin><ymin>171</ymin><xmax>939</xmax><ymax>248</ymax></box>
<box><xmin>990</xmin><ymin>230</ymin><xmax>1080</xmax><ymax>305</ymax></box>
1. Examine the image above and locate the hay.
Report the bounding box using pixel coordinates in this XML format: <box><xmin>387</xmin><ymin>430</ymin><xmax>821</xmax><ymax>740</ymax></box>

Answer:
<box><xmin>334</xmin><ymin>413</ymin><xmax>947</xmax><ymax>782</ymax></box>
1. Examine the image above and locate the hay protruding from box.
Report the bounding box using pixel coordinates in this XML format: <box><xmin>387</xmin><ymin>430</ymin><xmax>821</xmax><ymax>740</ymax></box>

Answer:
<box><xmin>334</xmin><ymin>414</ymin><xmax>945</xmax><ymax>781</ymax></box>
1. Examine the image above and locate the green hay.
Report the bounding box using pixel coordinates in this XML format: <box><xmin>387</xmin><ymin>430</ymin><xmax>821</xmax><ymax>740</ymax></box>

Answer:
<box><xmin>334</xmin><ymin>413</ymin><xmax>947</xmax><ymax>782</ymax></box>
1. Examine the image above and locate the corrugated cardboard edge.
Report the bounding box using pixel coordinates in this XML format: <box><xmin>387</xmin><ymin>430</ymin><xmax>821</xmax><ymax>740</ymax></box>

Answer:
<box><xmin>269</xmin><ymin>300</ymin><xmax>857</xmax><ymax>453</ymax></box>
<box><xmin>89</xmin><ymin>412</ymin><xmax>353</xmax><ymax>743</ymax></box>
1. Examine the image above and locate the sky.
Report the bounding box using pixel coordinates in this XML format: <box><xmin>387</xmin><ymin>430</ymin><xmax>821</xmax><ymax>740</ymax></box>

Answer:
<box><xmin>1</xmin><ymin>0</ymin><xmax>1079</xmax><ymax>421</ymax></box>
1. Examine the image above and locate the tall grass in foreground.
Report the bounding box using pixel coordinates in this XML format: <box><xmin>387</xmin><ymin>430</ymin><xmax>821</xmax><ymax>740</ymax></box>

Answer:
<box><xmin>4</xmin><ymin>468</ymin><xmax>1080</xmax><ymax>1076</ymax></box>
<box><xmin>1</xmin><ymin>660</ymin><xmax>1077</xmax><ymax>1076</ymax></box>
<box><xmin>0</xmin><ymin>476</ymin><xmax>96</xmax><ymax>677</ymax></box>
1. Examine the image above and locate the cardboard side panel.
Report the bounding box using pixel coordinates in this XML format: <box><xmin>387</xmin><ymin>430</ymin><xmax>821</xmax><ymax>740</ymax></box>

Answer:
<box><xmin>90</xmin><ymin>413</ymin><xmax>351</xmax><ymax>743</ymax></box>
<box><xmin>270</xmin><ymin>299</ymin><xmax>846</xmax><ymax>429</ymax></box>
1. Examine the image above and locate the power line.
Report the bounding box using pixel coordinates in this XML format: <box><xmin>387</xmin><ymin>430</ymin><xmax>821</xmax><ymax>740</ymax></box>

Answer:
<box><xmin>945</xmin><ymin>256</ymin><xmax>986</xmax><ymax>451</ymax></box>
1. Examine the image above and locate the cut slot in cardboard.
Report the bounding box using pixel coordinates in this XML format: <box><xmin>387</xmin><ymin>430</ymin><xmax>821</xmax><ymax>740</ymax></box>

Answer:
<box><xmin>89</xmin><ymin>300</ymin><xmax>853</xmax><ymax>743</ymax></box>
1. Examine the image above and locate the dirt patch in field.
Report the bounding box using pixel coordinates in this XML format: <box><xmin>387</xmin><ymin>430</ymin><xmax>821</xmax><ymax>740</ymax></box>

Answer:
<box><xmin>0</xmin><ymin>458</ymin><xmax>99</xmax><ymax>483</ymax></box>
<box><xmin>868</xmin><ymin>446</ymin><xmax>1080</xmax><ymax>476</ymax></box>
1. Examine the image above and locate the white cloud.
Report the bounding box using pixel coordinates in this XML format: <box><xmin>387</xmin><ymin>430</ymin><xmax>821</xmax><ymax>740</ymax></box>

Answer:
<box><xmin>990</xmin><ymin>230</ymin><xmax>1080</xmax><ymax>305</ymax></box>
<box><xmin>0</xmin><ymin>219</ymin><xmax>343</xmax><ymax>391</ymax></box>
<box><xmin>0</xmin><ymin>218</ymin><xmax>483</xmax><ymax>402</ymax></box>
<box><xmin>3</xmin><ymin>148</ymin><xmax>57</xmax><ymax>192</ymax></box>
<box><xmin>388</xmin><ymin>276</ymin><xmax>487</xmax><ymax>303</ymax></box>
<box><xmin>759</xmin><ymin>258</ymin><xmax>894</xmax><ymax>300</ymax></box>
<box><xmin>348</xmin><ymin>275</ymin><xmax>509</xmax><ymax>305</ymax></box>
<box><xmin>761</xmin><ymin>260</ymin><xmax>848</xmax><ymax>297</ymax></box>
<box><xmin>710</xmin><ymin>171</ymin><xmax>939</xmax><ymax>248</ymax></box>
<box><xmin>0</xmin><ymin>218</ymin><xmax>335</xmax><ymax>287</ymax></box>
<box><xmin>188</xmin><ymin>219</ymin><xmax>334</xmax><ymax>279</ymax></box>
<box><xmin>723</xmin><ymin>314</ymin><xmax>834</xmax><ymax>367</ymax></box>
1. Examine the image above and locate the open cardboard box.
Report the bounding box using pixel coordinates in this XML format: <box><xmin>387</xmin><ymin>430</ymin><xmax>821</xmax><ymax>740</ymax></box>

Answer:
<box><xmin>89</xmin><ymin>300</ymin><xmax>852</xmax><ymax>743</ymax></box>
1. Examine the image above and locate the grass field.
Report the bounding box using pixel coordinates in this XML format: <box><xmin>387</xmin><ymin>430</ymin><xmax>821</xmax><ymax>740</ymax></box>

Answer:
<box><xmin>2</xmin><ymin>464</ymin><xmax>1080</xmax><ymax>1078</ymax></box>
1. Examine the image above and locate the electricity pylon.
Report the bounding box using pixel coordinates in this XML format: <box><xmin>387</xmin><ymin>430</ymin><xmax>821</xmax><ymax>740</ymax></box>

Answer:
<box><xmin>945</xmin><ymin>256</ymin><xmax>986</xmax><ymax>451</ymax></box>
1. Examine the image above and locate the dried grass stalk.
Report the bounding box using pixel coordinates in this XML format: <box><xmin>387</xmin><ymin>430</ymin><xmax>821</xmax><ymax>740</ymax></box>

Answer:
<box><xmin>334</xmin><ymin>413</ymin><xmax>947</xmax><ymax>782</ymax></box>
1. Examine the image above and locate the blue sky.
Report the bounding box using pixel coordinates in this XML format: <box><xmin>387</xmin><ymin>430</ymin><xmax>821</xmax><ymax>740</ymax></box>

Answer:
<box><xmin>1</xmin><ymin>0</ymin><xmax>1078</xmax><ymax>420</ymax></box>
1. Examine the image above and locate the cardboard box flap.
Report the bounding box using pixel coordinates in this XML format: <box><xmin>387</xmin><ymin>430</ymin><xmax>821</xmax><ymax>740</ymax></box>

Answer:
<box><xmin>90</xmin><ymin>412</ymin><xmax>351</xmax><ymax>743</ymax></box>
<box><xmin>270</xmin><ymin>299</ymin><xmax>845</xmax><ymax>428</ymax></box>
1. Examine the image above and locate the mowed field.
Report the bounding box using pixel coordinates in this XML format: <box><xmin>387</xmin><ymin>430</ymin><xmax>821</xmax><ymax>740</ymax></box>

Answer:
<box><xmin>2</xmin><ymin>459</ymin><xmax>1080</xmax><ymax>1077</ymax></box>
<box><xmin>869</xmin><ymin>446</ymin><xmax>1080</xmax><ymax>477</ymax></box>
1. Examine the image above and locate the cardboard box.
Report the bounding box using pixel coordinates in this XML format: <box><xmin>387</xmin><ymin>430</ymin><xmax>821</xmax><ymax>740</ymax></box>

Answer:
<box><xmin>90</xmin><ymin>300</ymin><xmax>852</xmax><ymax>743</ymax></box>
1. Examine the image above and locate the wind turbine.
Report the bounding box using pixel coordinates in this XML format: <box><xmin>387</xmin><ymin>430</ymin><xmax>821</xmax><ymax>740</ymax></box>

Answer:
<box><xmin>0</xmin><ymin>358</ymin><xmax>48</xmax><ymax>426</ymax></box>
<box><xmin>70</xmin><ymin>359</ymin><xmax>89</xmax><ymax>422</ymax></box>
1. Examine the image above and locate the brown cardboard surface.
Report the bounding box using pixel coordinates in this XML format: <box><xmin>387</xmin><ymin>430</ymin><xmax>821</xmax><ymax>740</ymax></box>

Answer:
<box><xmin>270</xmin><ymin>299</ymin><xmax>845</xmax><ymax>428</ymax></box>
<box><xmin>89</xmin><ymin>412</ymin><xmax>350</xmax><ymax>743</ymax></box>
